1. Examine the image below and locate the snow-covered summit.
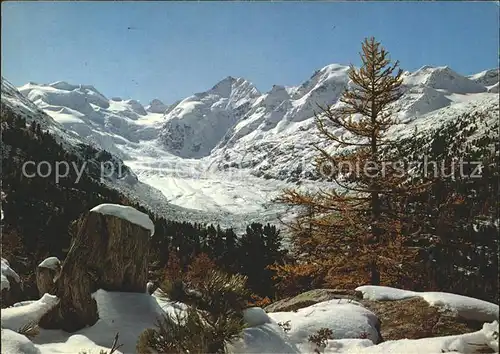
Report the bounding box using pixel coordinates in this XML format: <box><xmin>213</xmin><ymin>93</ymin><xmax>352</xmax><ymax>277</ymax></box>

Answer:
<box><xmin>157</xmin><ymin>75</ymin><xmax>261</xmax><ymax>157</ymax></box>
<box><xmin>3</xmin><ymin>62</ymin><xmax>498</xmax><ymax>227</ymax></box>
<box><xmin>1</xmin><ymin>77</ymin><xmax>215</xmax><ymax>227</ymax></box>
<box><xmin>403</xmin><ymin>66</ymin><xmax>487</xmax><ymax>94</ymax></box>
<box><xmin>145</xmin><ymin>98</ymin><xmax>169</xmax><ymax>114</ymax></box>
<box><xmin>15</xmin><ymin>79</ymin><xmax>166</xmax><ymax>157</ymax></box>
<box><xmin>468</xmin><ymin>68</ymin><xmax>499</xmax><ymax>87</ymax></box>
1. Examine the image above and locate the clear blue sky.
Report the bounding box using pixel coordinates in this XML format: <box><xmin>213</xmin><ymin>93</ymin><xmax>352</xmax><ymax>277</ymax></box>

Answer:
<box><xmin>2</xmin><ymin>1</ymin><xmax>498</xmax><ymax>105</ymax></box>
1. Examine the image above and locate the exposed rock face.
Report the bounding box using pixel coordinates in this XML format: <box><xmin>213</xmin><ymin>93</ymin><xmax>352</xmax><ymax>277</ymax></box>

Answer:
<box><xmin>36</xmin><ymin>257</ymin><xmax>61</xmax><ymax>297</ymax></box>
<box><xmin>264</xmin><ymin>289</ymin><xmax>363</xmax><ymax>313</ymax></box>
<box><xmin>39</xmin><ymin>206</ymin><xmax>153</xmax><ymax>332</ymax></box>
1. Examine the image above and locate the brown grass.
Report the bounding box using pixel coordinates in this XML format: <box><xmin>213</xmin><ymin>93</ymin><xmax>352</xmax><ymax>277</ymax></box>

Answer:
<box><xmin>360</xmin><ymin>297</ymin><xmax>485</xmax><ymax>341</ymax></box>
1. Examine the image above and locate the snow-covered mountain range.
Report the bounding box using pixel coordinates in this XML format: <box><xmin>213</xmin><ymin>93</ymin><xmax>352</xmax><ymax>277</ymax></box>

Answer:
<box><xmin>1</xmin><ymin>64</ymin><xmax>498</xmax><ymax>228</ymax></box>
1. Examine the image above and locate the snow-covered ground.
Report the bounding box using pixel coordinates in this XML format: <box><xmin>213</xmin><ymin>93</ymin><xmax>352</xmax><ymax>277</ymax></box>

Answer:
<box><xmin>1</xmin><ymin>218</ymin><xmax>498</xmax><ymax>353</ymax></box>
<box><xmin>1</xmin><ymin>287</ymin><xmax>498</xmax><ymax>354</ymax></box>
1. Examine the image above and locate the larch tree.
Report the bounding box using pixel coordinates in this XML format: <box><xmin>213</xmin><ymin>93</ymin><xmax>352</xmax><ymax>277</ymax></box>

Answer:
<box><xmin>276</xmin><ymin>37</ymin><xmax>427</xmax><ymax>288</ymax></box>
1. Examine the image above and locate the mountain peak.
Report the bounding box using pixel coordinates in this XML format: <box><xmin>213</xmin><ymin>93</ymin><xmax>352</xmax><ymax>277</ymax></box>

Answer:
<box><xmin>208</xmin><ymin>75</ymin><xmax>256</xmax><ymax>98</ymax></box>
<box><xmin>146</xmin><ymin>99</ymin><xmax>169</xmax><ymax>114</ymax></box>
<box><xmin>468</xmin><ymin>68</ymin><xmax>499</xmax><ymax>87</ymax></box>
<box><xmin>405</xmin><ymin>65</ymin><xmax>487</xmax><ymax>94</ymax></box>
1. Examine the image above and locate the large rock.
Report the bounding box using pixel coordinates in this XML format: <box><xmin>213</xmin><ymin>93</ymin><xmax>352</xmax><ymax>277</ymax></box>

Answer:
<box><xmin>39</xmin><ymin>204</ymin><xmax>154</xmax><ymax>332</ymax></box>
<box><xmin>265</xmin><ymin>289</ymin><xmax>363</xmax><ymax>313</ymax></box>
<box><xmin>360</xmin><ymin>297</ymin><xmax>487</xmax><ymax>341</ymax></box>
<box><xmin>265</xmin><ymin>288</ymin><xmax>490</xmax><ymax>343</ymax></box>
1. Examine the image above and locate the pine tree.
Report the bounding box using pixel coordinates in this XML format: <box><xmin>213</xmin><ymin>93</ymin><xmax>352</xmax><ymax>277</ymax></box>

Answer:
<box><xmin>277</xmin><ymin>37</ymin><xmax>426</xmax><ymax>287</ymax></box>
<box><xmin>237</xmin><ymin>223</ymin><xmax>286</xmax><ymax>296</ymax></box>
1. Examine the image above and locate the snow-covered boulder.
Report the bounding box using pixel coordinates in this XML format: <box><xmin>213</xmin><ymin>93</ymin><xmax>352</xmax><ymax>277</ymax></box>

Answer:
<box><xmin>269</xmin><ymin>299</ymin><xmax>382</xmax><ymax>347</ymax></box>
<box><xmin>356</xmin><ymin>285</ymin><xmax>499</xmax><ymax>341</ymax></box>
<box><xmin>1</xmin><ymin>258</ymin><xmax>22</xmax><ymax>308</ymax></box>
<box><xmin>347</xmin><ymin>320</ymin><xmax>499</xmax><ymax>353</ymax></box>
<box><xmin>2</xmin><ymin>293</ymin><xmax>59</xmax><ymax>331</ymax></box>
<box><xmin>356</xmin><ymin>286</ymin><xmax>499</xmax><ymax>323</ymax></box>
<box><xmin>1</xmin><ymin>329</ymin><xmax>41</xmax><ymax>354</ymax></box>
<box><xmin>36</xmin><ymin>257</ymin><xmax>61</xmax><ymax>297</ymax></box>
<box><xmin>90</xmin><ymin>203</ymin><xmax>154</xmax><ymax>236</ymax></box>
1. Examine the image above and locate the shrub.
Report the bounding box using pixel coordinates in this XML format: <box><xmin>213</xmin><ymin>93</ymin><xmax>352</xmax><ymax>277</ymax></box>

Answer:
<box><xmin>308</xmin><ymin>327</ymin><xmax>334</xmax><ymax>353</ymax></box>
<box><xmin>137</xmin><ymin>270</ymin><xmax>249</xmax><ymax>354</ymax></box>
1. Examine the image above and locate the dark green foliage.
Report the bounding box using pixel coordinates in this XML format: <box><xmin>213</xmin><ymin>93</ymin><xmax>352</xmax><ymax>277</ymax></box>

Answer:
<box><xmin>385</xmin><ymin>111</ymin><xmax>499</xmax><ymax>302</ymax></box>
<box><xmin>156</xmin><ymin>222</ymin><xmax>288</xmax><ymax>298</ymax></box>
<box><xmin>136</xmin><ymin>310</ymin><xmax>209</xmax><ymax>353</ymax></box>
<box><xmin>137</xmin><ymin>270</ymin><xmax>248</xmax><ymax>354</ymax></box>
<box><xmin>237</xmin><ymin>223</ymin><xmax>288</xmax><ymax>296</ymax></box>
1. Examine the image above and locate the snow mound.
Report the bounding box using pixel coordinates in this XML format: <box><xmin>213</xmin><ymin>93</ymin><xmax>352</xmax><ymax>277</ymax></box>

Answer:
<box><xmin>37</xmin><ymin>257</ymin><xmax>60</xmax><ymax>270</ymax></box>
<box><xmin>269</xmin><ymin>299</ymin><xmax>381</xmax><ymax>345</ymax></box>
<box><xmin>348</xmin><ymin>321</ymin><xmax>499</xmax><ymax>353</ymax></box>
<box><xmin>420</xmin><ymin>293</ymin><xmax>499</xmax><ymax>322</ymax></box>
<box><xmin>1</xmin><ymin>329</ymin><xmax>41</xmax><ymax>354</ymax></box>
<box><xmin>1</xmin><ymin>258</ymin><xmax>20</xmax><ymax>291</ymax></box>
<box><xmin>356</xmin><ymin>286</ymin><xmax>499</xmax><ymax>322</ymax></box>
<box><xmin>230</xmin><ymin>322</ymin><xmax>301</xmax><ymax>353</ymax></box>
<box><xmin>32</xmin><ymin>290</ymin><xmax>164</xmax><ymax>353</ymax></box>
<box><xmin>243</xmin><ymin>307</ymin><xmax>273</xmax><ymax>327</ymax></box>
<box><xmin>482</xmin><ymin>321</ymin><xmax>499</xmax><ymax>352</ymax></box>
<box><xmin>90</xmin><ymin>203</ymin><xmax>155</xmax><ymax>235</ymax></box>
<box><xmin>1</xmin><ymin>293</ymin><xmax>59</xmax><ymax>331</ymax></box>
<box><xmin>356</xmin><ymin>285</ymin><xmax>418</xmax><ymax>301</ymax></box>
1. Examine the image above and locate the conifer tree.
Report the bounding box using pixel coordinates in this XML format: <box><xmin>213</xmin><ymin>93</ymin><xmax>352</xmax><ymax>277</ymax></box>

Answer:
<box><xmin>277</xmin><ymin>37</ymin><xmax>426</xmax><ymax>287</ymax></box>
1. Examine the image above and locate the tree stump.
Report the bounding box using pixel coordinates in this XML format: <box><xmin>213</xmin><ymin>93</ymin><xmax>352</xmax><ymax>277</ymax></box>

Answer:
<box><xmin>36</xmin><ymin>257</ymin><xmax>61</xmax><ymax>297</ymax></box>
<box><xmin>39</xmin><ymin>204</ymin><xmax>154</xmax><ymax>332</ymax></box>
